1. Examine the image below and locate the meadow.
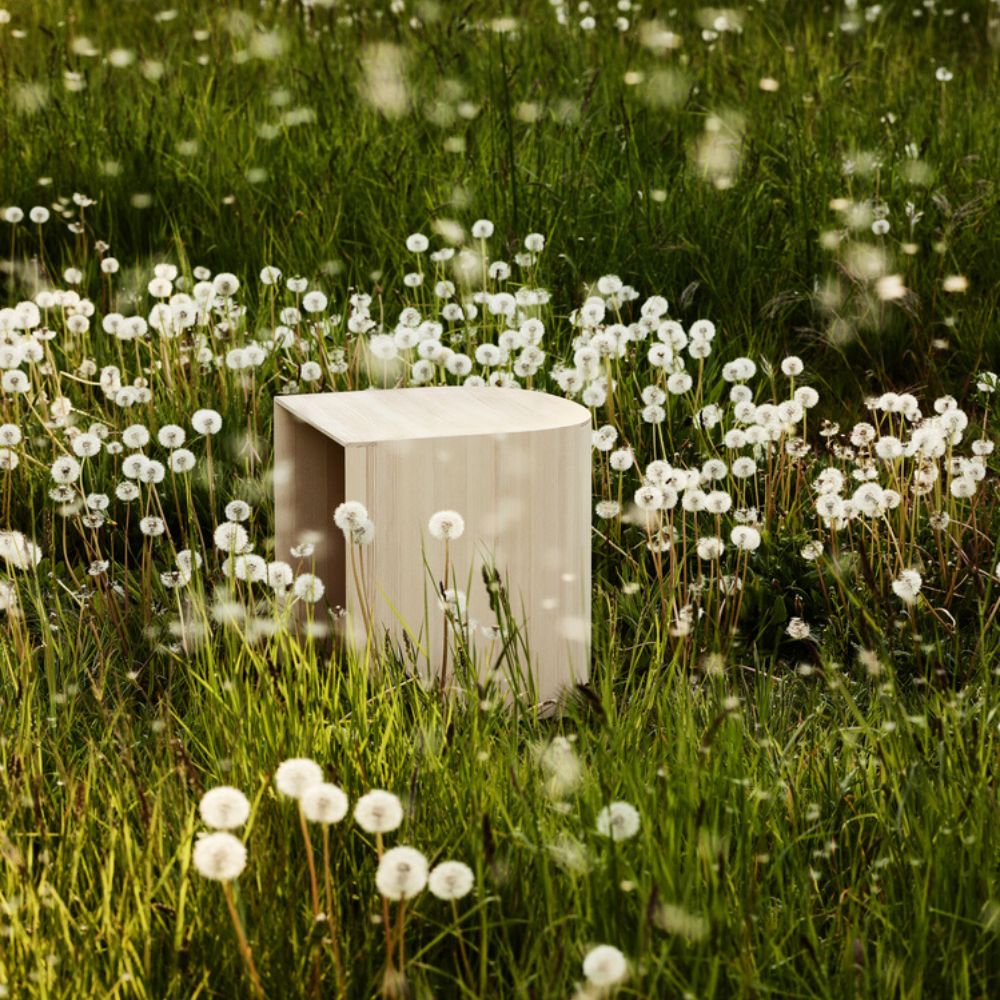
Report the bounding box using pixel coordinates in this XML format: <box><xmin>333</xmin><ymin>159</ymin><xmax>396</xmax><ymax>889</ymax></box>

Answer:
<box><xmin>1</xmin><ymin>1</ymin><xmax>1000</xmax><ymax>997</ymax></box>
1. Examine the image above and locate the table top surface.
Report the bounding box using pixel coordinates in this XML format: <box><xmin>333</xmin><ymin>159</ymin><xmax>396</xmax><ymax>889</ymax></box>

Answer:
<box><xmin>275</xmin><ymin>386</ymin><xmax>590</xmax><ymax>445</ymax></box>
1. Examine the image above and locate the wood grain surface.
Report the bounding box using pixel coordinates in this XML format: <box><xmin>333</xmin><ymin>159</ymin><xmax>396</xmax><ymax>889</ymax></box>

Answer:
<box><xmin>274</xmin><ymin>387</ymin><xmax>592</xmax><ymax>705</ymax></box>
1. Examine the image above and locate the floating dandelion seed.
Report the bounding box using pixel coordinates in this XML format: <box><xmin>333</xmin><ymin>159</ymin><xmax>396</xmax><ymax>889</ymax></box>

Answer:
<box><xmin>359</xmin><ymin>42</ymin><xmax>409</xmax><ymax>118</ymax></box>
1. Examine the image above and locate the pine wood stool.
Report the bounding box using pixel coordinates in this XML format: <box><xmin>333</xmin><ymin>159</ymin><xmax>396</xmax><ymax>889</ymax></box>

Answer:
<box><xmin>273</xmin><ymin>386</ymin><xmax>591</xmax><ymax>704</ymax></box>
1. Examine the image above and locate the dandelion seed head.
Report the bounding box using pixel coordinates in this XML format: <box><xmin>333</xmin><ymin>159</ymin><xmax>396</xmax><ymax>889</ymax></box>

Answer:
<box><xmin>582</xmin><ymin>944</ymin><xmax>628</xmax><ymax>988</ymax></box>
<box><xmin>891</xmin><ymin>569</ymin><xmax>922</xmax><ymax>604</ymax></box>
<box><xmin>595</xmin><ymin>801</ymin><xmax>641</xmax><ymax>841</ymax></box>
<box><xmin>376</xmin><ymin>846</ymin><xmax>428</xmax><ymax>901</ymax></box>
<box><xmin>274</xmin><ymin>757</ymin><xmax>323</xmax><ymax>800</ymax></box>
<box><xmin>301</xmin><ymin>782</ymin><xmax>349</xmax><ymax>825</ymax></box>
<box><xmin>428</xmin><ymin>509</ymin><xmax>465</xmax><ymax>541</ymax></box>
<box><xmin>0</xmin><ymin>531</ymin><xmax>42</xmax><ymax>571</ymax></box>
<box><xmin>333</xmin><ymin>500</ymin><xmax>369</xmax><ymax>533</ymax></box>
<box><xmin>213</xmin><ymin>521</ymin><xmax>249</xmax><ymax>554</ymax></box>
<box><xmin>199</xmin><ymin>786</ymin><xmax>251</xmax><ymax>830</ymax></box>
<box><xmin>354</xmin><ymin>789</ymin><xmax>404</xmax><ymax>834</ymax></box>
<box><xmin>192</xmin><ymin>831</ymin><xmax>246</xmax><ymax>881</ymax></box>
<box><xmin>428</xmin><ymin>860</ymin><xmax>475</xmax><ymax>900</ymax></box>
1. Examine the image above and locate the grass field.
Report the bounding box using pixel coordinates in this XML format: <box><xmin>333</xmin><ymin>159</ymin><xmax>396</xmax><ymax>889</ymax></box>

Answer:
<box><xmin>1</xmin><ymin>1</ymin><xmax>1000</xmax><ymax>997</ymax></box>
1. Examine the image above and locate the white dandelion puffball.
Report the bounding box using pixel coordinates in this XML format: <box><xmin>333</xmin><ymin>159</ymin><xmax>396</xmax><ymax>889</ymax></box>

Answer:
<box><xmin>192</xmin><ymin>832</ymin><xmax>247</xmax><ymax>881</ymax></box>
<box><xmin>595</xmin><ymin>801</ymin><xmax>641</xmax><ymax>842</ymax></box>
<box><xmin>375</xmin><ymin>846</ymin><xmax>429</xmax><ymax>901</ymax></box>
<box><xmin>428</xmin><ymin>510</ymin><xmax>465</xmax><ymax>541</ymax></box>
<box><xmin>349</xmin><ymin>519</ymin><xmax>376</xmax><ymax>545</ymax></box>
<box><xmin>293</xmin><ymin>573</ymin><xmax>325</xmax><ymax>603</ymax></box>
<box><xmin>891</xmin><ymin>569</ymin><xmax>922</xmax><ymax>605</ymax></box>
<box><xmin>213</xmin><ymin>272</ymin><xmax>240</xmax><ymax>297</ymax></box>
<box><xmin>274</xmin><ymin>757</ymin><xmax>324</xmax><ymax>800</ymax></box>
<box><xmin>214</xmin><ymin>521</ymin><xmax>249</xmax><ymax>554</ymax></box>
<box><xmin>353</xmin><ymin>789</ymin><xmax>404</xmax><ymax>834</ymax></box>
<box><xmin>582</xmin><ymin>945</ymin><xmax>629</xmax><ymax>988</ymax></box>
<box><xmin>0</xmin><ymin>531</ymin><xmax>43</xmax><ymax>571</ymax></box>
<box><xmin>157</xmin><ymin>424</ymin><xmax>186</xmax><ymax>449</ymax></box>
<box><xmin>225</xmin><ymin>500</ymin><xmax>252</xmax><ymax>523</ymax></box>
<box><xmin>301</xmin><ymin>782</ymin><xmax>349</xmax><ymax>825</ymax></box>
<box><xmin>199</xmin><ymin>786</ymin><xmax>251</xmax><ymax>830</ymax></box>
<box><xmin>428</xmin><ymin>861</ymin><xmax>475</xmax><ymax>901</ymax></box>
<box><xmin>786</xmin><ymin>617</ymin><xmax>812</xmax><ymax>640</ymax></box>
<box><xmin>192</xmin><ymin>408</ymin><xmax>223</xmax><ymax>435</ymax></box>
<box><xmin>333</xmin><ymin>500</ymin><xmax>369</xmax><ymax>533</ymax></box>
<box><xmin>730</xmin><ymin>526</ymin><xmax>761</xmax><ymax>552</ymax></box>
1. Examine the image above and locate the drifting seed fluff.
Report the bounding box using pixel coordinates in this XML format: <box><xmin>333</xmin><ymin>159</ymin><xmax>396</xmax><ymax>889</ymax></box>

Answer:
<box><xmin>274</xmin><ymin>757</ymin><xmax>324</xmax><ymax>800</ymax></box>
<box><xmin>428</xmin><ymin>861</ymin><xmax>475</xmax><ymax>901</ymax></box>
<box><xmin>354</xmin><ymin>789</ymin><xmax>404</xmax><ymax>834</ymax></box>
<box><xmin>375</xmin><ymin>846</ymin><xmax>429</xmax><ymax>901</ymax></box>
<box><xmin>536</xmin><ymin>736</ymin><xmax>583</xmax><ymax>798</ymax></box>
<box><xmin>582</xmin><ymin>945</ymin><xmax>629</xmax><ymax>988</ymax></box>
<box><xmin>359</xmin><ymin>43</ymin><xmax>410</xmax><ymax>118</ymax></box>
<box><xmin>192</xmin><ymin>832</ymin><xmax>247</xmax><ymax>881</ymax></box>
<box><xmin>595</xmin><ymin>801</ymin><xmax>641</xmax><ymax>842</ymax></box>
<box><xmin>300</xmin><ymin>782</ymin><xmax>349</xmax><ymax>825</ymax></box>
<box><xmin>199</xmin><ymin>786</ymin><xmax>251</xmax><ymax>830</ymax></box>
<box><xmin>428</xmin><ymin>509</ymin><xmax>465</xmax><ymax>541</ymax></box>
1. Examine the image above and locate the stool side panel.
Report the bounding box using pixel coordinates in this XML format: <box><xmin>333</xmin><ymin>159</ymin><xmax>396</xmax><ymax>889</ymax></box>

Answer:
<box><xmin>343</xmin><ymin>425</ymin><xmax>590</xmax><ymax>702</ymax></box>
<box><xmin>274</xmin><ymin>405</ymin><xmax>346</xmax><ymax>614</ymax></box>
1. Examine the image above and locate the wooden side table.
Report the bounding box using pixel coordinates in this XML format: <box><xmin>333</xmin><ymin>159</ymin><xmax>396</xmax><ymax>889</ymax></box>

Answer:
<box><xmin>273</xmin><ymin>386</ymin><xmax>591</xmax><ymax>704</ymax></box>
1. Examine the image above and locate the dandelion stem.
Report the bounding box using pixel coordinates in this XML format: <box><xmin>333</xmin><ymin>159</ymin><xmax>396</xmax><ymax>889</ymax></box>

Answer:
<box><xmin>321</xmin><ymin>825</ymin><xmax>347</xmax><ymax>999</ymax></box>
<box><xmin>297</xmin><ymin>803</ymin><xmax>322</xmax><ymax>919</ymax></box>
<box><xmin>221</xmin><ymin>881</ymin><xmax>265</xmax><ymax>1000</ymax></box>
<box><xmin>440</xmin><ymin>540</ymin><xmax>450</xmax><ymax>693</ymax></box>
